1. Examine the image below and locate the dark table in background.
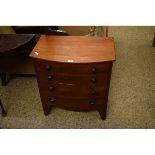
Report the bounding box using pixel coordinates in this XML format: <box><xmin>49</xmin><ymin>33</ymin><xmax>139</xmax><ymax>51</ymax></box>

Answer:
<box><xmin>0</xmin><ymin>34</ymin><xmax>36</xmax><ymax>116</ymax></box>
<box><xmin>0</xmin><ymin>34</ymin><xmax>36</xmax><ymax>86</ymax></box>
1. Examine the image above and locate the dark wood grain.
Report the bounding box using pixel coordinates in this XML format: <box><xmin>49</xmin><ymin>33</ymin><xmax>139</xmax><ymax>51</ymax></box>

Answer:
<box><xmin>33</xmin><ymin>59</ymin><xmax>112</xmax><ymax>74</ymax></box>
<box><xmin>34</xmin><ymin>69</ymin><xmax>110</xmax><ymax>85</ymax></box>
<box><xmin>38</xmin><ymin>93</ymin><xmax>108</xmax><ymax>111</ymax></box>
<box><xmin>36</xmin><ymin>81</ymin><xmax>109</xmax><ymax>98</ymax></box>
<box><xmin>0</xmin><ymin>34</ymin><xmax>36</xmax><ymax>56</ymax></box>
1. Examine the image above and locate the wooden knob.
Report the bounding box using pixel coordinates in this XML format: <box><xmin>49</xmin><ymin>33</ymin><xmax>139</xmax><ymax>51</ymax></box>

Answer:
<box><xmin>49</xmin><ymin>86</ymin><xmax>54</xmax><ymax>91</ymax></box>
<box><xmin>90</xmin><ymin>101</ymin><xmax>95</xmax><ymax>105</ymax></box>
<box><xmin>91</xmin><ymin>67</ymin><xmax>96</xmax><ymax>73</ymax></box>
<box><xmin>91</xmin><ymin>78</ymin><xmax>96</xmax><ymax>84</ymax></box>
<box><xmin>47</xmin><ymin>75</ymin><xmax>53</xmax><ymax>80</ymax></box>
<box><xmin>50</xmin><ymin>98</ymin><xmax>56</xmax><ymax>104</ymax></box>
<box><xmin>46</xmin><ymin>65</ymin><xmax>51</xmax><ymax>71</ymax></box>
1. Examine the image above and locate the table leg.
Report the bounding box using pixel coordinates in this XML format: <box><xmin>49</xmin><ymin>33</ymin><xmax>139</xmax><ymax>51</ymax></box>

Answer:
<box><xmin>153</xmin><ymin>34</ymin><xmax>155</xmax><ymax>47</ymax></box>
<box><xmin>1</xmin><ymin>73</ymin><xmax>7</xmax><ymax>86</ymax></box>
<box><xmin>42</xmin><ymin>103</ymin><xmax>53</xmax><ymax>116</ymax></box>
<box><xmin>96</xmin><ymin>101</ymin><xmax>108</xmax><ymax>120</ymax></box>
<box><xmin>0</xmin><ymin>99</ymin><xmax>7</xmax><ymax>117</ymax></box>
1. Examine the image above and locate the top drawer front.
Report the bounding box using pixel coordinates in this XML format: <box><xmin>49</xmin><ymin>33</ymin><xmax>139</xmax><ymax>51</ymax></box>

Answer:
<box><xmin>33</xmin><ymin>59</ymin><xmax>112</xmax><ymax>75</ymax></box>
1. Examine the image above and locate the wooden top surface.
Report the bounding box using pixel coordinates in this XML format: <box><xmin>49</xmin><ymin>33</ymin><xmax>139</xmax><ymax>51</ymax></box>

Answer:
<box><xmin>30</xmin><ymin>35</ymin><xmax>116</xmax><ymax>63</ymax></box>
<box><xmin>0</xmin><ymin>34</ymin><xmax>35</xmax><ymax>55</ymax></box>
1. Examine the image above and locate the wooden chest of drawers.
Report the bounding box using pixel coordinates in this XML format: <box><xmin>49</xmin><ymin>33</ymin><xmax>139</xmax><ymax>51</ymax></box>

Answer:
<box><xmin>30</xmin><ymin>35</ymin><xmax>116</xmax><ymax>120</ymax></box>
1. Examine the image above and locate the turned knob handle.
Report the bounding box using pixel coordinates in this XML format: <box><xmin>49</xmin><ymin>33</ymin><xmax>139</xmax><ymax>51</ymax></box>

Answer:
<box><xmin>90</xmin><ymin>101</ymin><xmax>95</xmax><ymax>105</ymax></box>
<box><xmin>91</xmin><ymin>78</ymin><xmax>96</xmax><ymax>84</ymax></box>
<box><xmin>50</xmin><ymin>98</ymin><xmax>56</xmax><ymax>104</ymax></box>
<box><xmin>46</xmin><ymin>65</ymin><xmax>51</xmax><ymax>71</ymax></box>
<box><xmin>47</xmin><ymin>75</ymin><xmax>53</xmax><ymax>80</ymax></box>
<box><xmin>91</xmin><ymin>67</ymin><xmax>96</xmax><ymax>73</ymax></box>
<box><xmin>49</xmin><ymin>86</ymin><xmax>54</xmax><ymax>91</ymax></box>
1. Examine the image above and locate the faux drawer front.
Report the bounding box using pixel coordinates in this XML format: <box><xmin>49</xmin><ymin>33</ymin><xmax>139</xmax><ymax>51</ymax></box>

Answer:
<box><xmin>38</xmin><ymin>81</ymin><xmax>109</xmax><ymax>98</ymax></box>
<box><xmin>41</xmin><ymin>94</ymin><xmax>106</xmax><ymax>111</ymax></box>
<box><xmin>36</xmin><ymin>72</ymin><xmax>110</xmax><ymax>86</ymax></box>
<box><xmin>33</xmin><ymin>59</ymin><xmax>112</xmax><ymax>74</ymax></box>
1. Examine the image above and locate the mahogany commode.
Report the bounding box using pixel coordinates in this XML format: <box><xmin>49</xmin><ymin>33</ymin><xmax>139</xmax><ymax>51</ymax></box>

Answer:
<box><xmin>30</xmin><ymin>35</ymin><xmax>116</xmax><ymax>120</ymax></box>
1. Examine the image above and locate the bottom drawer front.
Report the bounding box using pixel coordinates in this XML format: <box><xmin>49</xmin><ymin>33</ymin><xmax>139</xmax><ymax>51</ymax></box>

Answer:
<box><xmin>41</xmin><ymin>94</ymin><xmax>106</xmax><ymax>111</ymax></box>
<box><xmin>52</xmin><ymin>98</ymin><xmax>95</xmax><ymax>111</ymax></box>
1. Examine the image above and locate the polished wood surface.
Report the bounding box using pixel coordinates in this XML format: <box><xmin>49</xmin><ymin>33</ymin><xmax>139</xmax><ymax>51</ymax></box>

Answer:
<box><xmin>30</xmin><ymin>36</ymin><xmax>116</xmax><ymax>120</ymax></box>
<box><xmin>30</xmin><ymin>35</ymin><xmax>115</xmax><ymax>63</ymax></box>
<box><xmin>0</xmin><ymin>34</ymin><xmax>35</xmax><ymax>56</ymax></box>
<box><xmin>33</xmin><ymin>59</ymin><xmax>112</xmax><ymax>74</ymax></box>
<box><xmin>34</xmin><ymin>60</ymin><xmax>112</xmax><ymax>98</ymax></box>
